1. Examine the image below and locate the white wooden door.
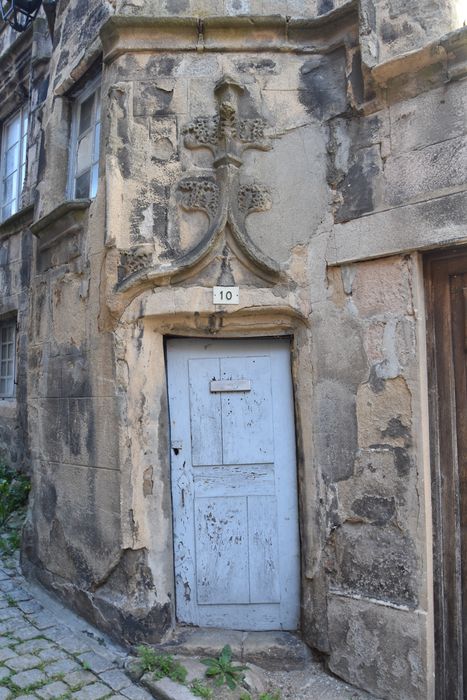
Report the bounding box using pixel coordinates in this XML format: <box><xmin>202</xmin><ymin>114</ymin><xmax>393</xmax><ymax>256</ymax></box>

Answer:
<box><xmin>167</xmin><ymin>338</ymin><xmax>300</xmax><ymax>630</ymax></box>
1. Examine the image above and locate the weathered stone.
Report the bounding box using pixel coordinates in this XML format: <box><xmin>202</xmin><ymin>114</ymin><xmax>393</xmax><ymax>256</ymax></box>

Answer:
<box><xmin>328</xmin><ymin>594</ymin><xmax>427</xmax><ymax>699</ymax></box>
<box><xmin>242</xmin><ymin>632</ymin><xmax>312</xmax><ymax>670</ymax></box>
<box><xmin>314</xmin><ymin>380</ymin><xmax>358</xmax><ymax>483</ymax></box>
<box><xmin>36</xmin><ymin>681</ymin><xmax>70</xmax><ymax>699</ymax></box>
<box><xmin>72</xmin><ymin>683</ymin><xmax>113</xmax><ymax>700</ymax></box>
<box><xmin>10</xmin><ymin>668</ymin><xmax>47</xmax><ymax>688</ymax></box>
<box><xmin>4</xmin><ymin>653</ymin><xmax>41</xmax><ymax>671</ymax></box>
<box><xmin>357</xmin><ymin>377</ymin><xmax>412</xmax><ymax>449</ymax></box>
<box><xmin>77</xmin><ymin>652</ymin><xmax>116</xmax><ymax>674</ymax></box>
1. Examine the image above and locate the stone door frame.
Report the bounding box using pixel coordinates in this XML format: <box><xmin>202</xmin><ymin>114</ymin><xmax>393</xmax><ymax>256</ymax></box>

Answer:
<box><xmin>425</xmin><ymin>249</ymin><xmax>467</xmax><ymax>699</ymax></box>
<box><xmin>117</xmin><ymin>288</ymin><xmax>317</xmax><ymax>637</ymax></box>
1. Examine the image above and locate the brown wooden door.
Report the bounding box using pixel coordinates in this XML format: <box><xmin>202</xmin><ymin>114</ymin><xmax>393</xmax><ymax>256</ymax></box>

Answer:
<box><xmin>425</xmin><ymin>251</ymin><xmax>467</xmax><ymax>699</ymax></box>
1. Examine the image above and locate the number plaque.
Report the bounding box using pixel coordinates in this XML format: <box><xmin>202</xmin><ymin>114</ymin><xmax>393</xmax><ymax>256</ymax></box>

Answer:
<box><xmin>212</xmin><ymin>286</ymin><xmax>240</xmax><ymax>305</ymax></box>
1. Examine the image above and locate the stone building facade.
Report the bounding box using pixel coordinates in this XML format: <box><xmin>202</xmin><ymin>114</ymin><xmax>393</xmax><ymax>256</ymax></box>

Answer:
<box><xmin>0</xmin><ymin>0</ymin><xmax>466</xmax><ymax>698</ymax></box>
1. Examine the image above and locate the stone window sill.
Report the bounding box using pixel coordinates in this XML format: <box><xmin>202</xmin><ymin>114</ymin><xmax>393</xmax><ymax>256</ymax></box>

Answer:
<box><xmin>0</xmin><ymin>205</ymin><xmax>34</xmax><ymax>241</ymax></box>
<box><xmin>30</xmin><ymin>199</ymin><xmax>90</xmax><ymax>252</ymax></box>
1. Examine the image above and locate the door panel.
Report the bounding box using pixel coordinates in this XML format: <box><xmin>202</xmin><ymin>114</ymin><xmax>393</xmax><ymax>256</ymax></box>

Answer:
<box><xmin>195</xmin><ymin>496</ymin><xmax>250</xmax><ymax>605</ymax></box>
<box><xmin>248</xmin><ymin>495</ymin><xmax>280</xmax><ymax>604</ymax></box>
<box><xmin>220</xmin><ymin>356</ymin><xmax>274</xmax><ymax>465</ymax></box>
<box><xmin>189</xmin><ymin>359</ymin><xmax>222</xmax><ymax>466</ymax></box>
<box><xmin>167</xmin><ymin>337</ymin><xmax>300</xmax><ymax>630</ymax></box>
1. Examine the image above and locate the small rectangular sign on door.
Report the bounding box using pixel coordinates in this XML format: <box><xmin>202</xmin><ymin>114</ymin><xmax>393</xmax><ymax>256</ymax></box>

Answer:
<box><xmin>210</xmin><ymin>380</ymin><xmax>251</xmax><ymax>393</ymax></box>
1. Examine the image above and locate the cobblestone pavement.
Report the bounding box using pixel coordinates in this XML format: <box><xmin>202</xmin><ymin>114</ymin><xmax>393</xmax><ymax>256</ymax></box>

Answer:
<box><xmin>0</xmin><ymin>550</ymin><xmax>376</xmax><ymax>700</ymax></box>
<box><xmin>0</xmin><ymin>551</ymin><xmax>152</xmax><ymax>700</ymax></box>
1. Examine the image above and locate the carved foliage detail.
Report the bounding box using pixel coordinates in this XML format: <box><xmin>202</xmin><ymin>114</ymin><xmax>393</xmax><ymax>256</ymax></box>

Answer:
<box><xmin>178</xmin><ymin>178</ymin><xmax>220</xmax><ymax>219</ymax></box>
<box><xmin>120</xmin><ymin>248</ymin><xmax>153</xmax><ymax>277</ymax></box>
<box><xmin>182</xmin><ymin>111</ymin><xmax>267</xmax><ymax>149</ymax></box>
<box><xmin>238</xmin><ymin>184</ymin><xmax>272</xmax><ymax>215</ymax></box>
<box><xmin>117</xmin><ymin>75</ymin><xmax>280</xmax><ymax>291</ymax></box>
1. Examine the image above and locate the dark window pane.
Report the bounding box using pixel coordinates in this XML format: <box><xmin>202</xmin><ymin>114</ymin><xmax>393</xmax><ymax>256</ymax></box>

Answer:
<box><xmin>75</xmin><ymin>170</ymin><xmax>90</xmax><ymax>198</ymax></box>
<box><xmin>79</xmin><ymin>95</ymin><xmax>94</xmax><ymax>136</ymax></box>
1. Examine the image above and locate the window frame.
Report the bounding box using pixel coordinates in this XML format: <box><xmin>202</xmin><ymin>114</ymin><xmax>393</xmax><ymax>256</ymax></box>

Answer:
<box><xmin>67</xmin><ymin>76</ymin><xmax>102</xmax><ymax>201</ymax></box>
<box><xmin>0</xmin><ymin>317</ymin><xmax>17</xmax><ymax>399</ymax></box>
<box><xmin>0</xmin><ymin>106</ymin><xmax>28</xmax><ymax>223</ymax></box>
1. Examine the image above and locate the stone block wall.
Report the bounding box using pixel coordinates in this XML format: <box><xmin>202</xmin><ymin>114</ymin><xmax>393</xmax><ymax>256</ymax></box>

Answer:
<box><xmin>309</xmin><ymin>255</ymin><xmax>429</xmax><ymax>699</ymax></box>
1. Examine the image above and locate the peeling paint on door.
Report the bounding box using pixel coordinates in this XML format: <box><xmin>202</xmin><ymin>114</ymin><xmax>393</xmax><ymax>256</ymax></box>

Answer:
<box><xmin>167</xmin><ymin>338</ymin><xmax>300</xmax><ymax>630</ymax></box>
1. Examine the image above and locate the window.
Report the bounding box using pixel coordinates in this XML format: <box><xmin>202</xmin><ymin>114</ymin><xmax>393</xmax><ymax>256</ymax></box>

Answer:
<box><xmin>0</xmin><ymin>108</ymin><xmax>28</xmax><ymax>222</ymax></box>
<box><xmin>69</xmin><ymin>81</ymin><xmax>101</xmax><ymax>200</ymax></box>
<box><xmin>0</xmin><ymin>319</ymin><xmax>16</xmax><ymax>398</ymax></box>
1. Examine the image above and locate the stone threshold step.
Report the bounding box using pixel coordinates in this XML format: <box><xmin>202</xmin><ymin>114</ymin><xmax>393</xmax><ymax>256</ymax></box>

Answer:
<box><xmin>155</xmin><ymin>627</ymin><xmax>313</xmax><ymax>671</ymax></box>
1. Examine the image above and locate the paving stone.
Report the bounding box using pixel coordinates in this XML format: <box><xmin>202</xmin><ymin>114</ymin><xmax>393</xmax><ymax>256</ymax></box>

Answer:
<box><xmin>78</xmin><ymin>651</ymin><xmax>115</xmax><ymax>674</ymax></box>
<box><xmin>36</xmin><ymin>680</ymin><xmax>70</xmax><ymax>698</ymax></box>
<box><xmin>5</xmin><ymin>654</ymin><xmax>41</xmax><ymax>672</ymax></box>
<box><xmin>28</xmin><ymin>613</ymin><xmax>57</xmax><ymax>631</ymax></box>
<box><xmin>14</xmin><ymin>639</ymin><xmax>51</xmax><ymax>655</ymax></box>
<box><xmin>63</xmin><ymin>669</ymin><xmax>96</xmax><ymax>687</ymax></box>
<box><xmin>18</xmin><ymin>600</ymin><xmax>43</xmax><ymax>615</ymax></box>
<box><xmin>10</xmin><ymin>667</ymin><xmax>47</xmax><ymax>688</ymax></box>
<box><xmin>0</xmin><ymin>647</ymin><xmax>17</xmax><ymax>661</ymax></box>
<box><xmin>42</xmin><ymin>627</ymin><xmax>69</xmax><ymax>643</ymax></box>
<box><xmin>72</xmin><ymin>682</ymin><xmax>113</xmax><ymax>699</ymax></box>
<box><xmin>0</xmin><ymin>607</ymin><xmax>22</xmax><ymax>621</ymax></box>
<box><xmin>58</xmin><ymin>635</ymin><xmax>92</xmax><ymax>654</ymax></box>
<box><xmin>0</xmin><ymin>688</ymin><xmax>11</xmax><ymax>700</ymax></box>
<box><xmin>0</xmin><ymin>620</ymin><xmax>21</xmax><ymax>634</ymax></box>
<box><xmin>121</xmin><ymin>684</ymin><xmax>154</xmax><ymax>699</ymax></box>
<box><xmin>45</xmin><ymin>657</ymin><xmax>80</xmax><ymax>676</ymax></box>
<box><xmin>37</xmin><ymin>647</ymin><xmax>68</xmax><ymax>662</ymax></box>
<box><xmin>0</xmin><ymin>580</ymin><xmax>16</xmax><ymax>592</ymax></box>
<box><xmin>143</xmin><ymin>675</ymin><xmax>198</xmax><ymax>700</ymax></box>
<box><xmin>14</xmin><ymin>626</ymin><xmax>42</xmax><ymax>641</ymax></box>
<box><xmin>7</xmin><ymin>589</ymin><xmax>31</xmax><ymax>603</ymax></box>
<box><xmin>0</xmin><ymin>638</ymin><xmax>13</xmax><ymax>650</ymax></box>
<box><xmin>0</xmin><ymin>666</ymin><xmax>11</xmax><ymax>681</ymax></box>
<box><xmin>15</xmin><ymin>696</ymin><xmax>39</xmax><ymax>700</ymax></box>
<box><xmin>99</xmin><ymin>669</ymin><xmax>131</xmax><ymax>691</ymax></box>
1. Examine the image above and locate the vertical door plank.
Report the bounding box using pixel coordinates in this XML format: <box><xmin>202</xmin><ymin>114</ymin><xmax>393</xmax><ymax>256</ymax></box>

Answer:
<box><xmin>188</xmin><ymin>358</ymin><xmax>222</xmax><ymax>466</ymax></box>
<box><xmin>425</xmin><ymin>252</ymin><xmax>467</xmax><ymax>700</ymax></box>
<box><xmin>248</xmin><ymin>495</ymin><xmax>280</xmax><ymax>604</ymax></box>
<box><xmin>449</xmin><ymin>273</ymin><xmax>467</xmax><ymax>699</ymax></box>
<box><xmin>167</xmin><ymin>341</ymin><xmax>199</xmax><ymax>625</ymax></box>
<box><xmin>220</xmin><ymin>356</ymin><xmax>274</xmax><ymax>465</ymax></box>
<box><xmin>194</xmin><ymin>496</ymin><xmax>249</xmax><ymax>605</ymax></box>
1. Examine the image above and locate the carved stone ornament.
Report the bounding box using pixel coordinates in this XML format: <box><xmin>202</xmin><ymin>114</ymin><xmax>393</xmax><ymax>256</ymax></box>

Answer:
<box><xmin>118</xmin><ymin>75</ymin><xmax>280</xmax><ymax>291</ymax></box>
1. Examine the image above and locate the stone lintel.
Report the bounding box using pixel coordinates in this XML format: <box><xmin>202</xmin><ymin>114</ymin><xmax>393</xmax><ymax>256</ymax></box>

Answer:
<box><xmin>100</xmin><ymin>5</ymin><xmax>358</xmax><ymax>63</ymax></box>
<box><xmin>327</xmin><ymin>189</ymin><xmax>467</xmax><ymax>266</ymax></box>
<box><xmin>0</xmin><ymin>205</ymin><xmax>34</xmax><ymax>242</ymax></box>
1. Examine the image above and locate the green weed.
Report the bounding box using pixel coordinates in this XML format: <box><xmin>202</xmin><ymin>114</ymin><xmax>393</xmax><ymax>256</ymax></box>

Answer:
<box><xmin>201</xmin><ymin>644</ymin><xmax>248</xmax><ymax>690</ymax></box>
<box><xmin>137</xmin><ymin>645</ymin><xmax>187</xmax><ymax>683</ymax></box>
<box><xmin>0</xmin><ymin>462</ymin><xmax>30</xmax><ymax>528</ymax></box>
<box><xmin>190</xmin><ymin>678</ymin><xmax>213</xmax><ymax>698</ymax></box>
